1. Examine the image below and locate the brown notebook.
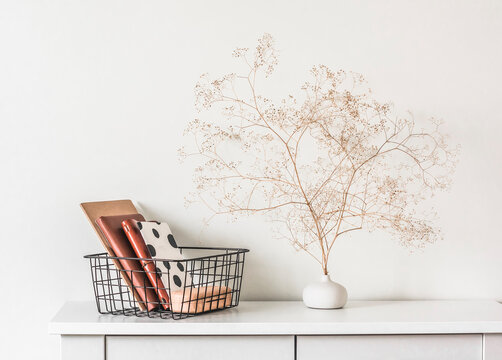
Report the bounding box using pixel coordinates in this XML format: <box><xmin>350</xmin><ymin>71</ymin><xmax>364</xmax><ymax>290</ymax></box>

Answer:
<box><xmin>80</xmin><ymin>200</ymin><xmax>146</xmax><ymax>310</ymax></box>
<box><xmin>96</xmin><ymin>214</ymin><xmax>159</xmax><ymax>312</ymax></box>
<box><xmin>122</xmin><ymin>219</ymin><xmax>170</xmax><ymax>310</ymax></box>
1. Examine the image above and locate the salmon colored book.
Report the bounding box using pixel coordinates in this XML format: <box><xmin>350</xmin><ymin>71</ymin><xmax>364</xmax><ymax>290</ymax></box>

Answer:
<box><xmin>122</xmin><ymin>219</ymin><xmax>170</xmax><ymax>310</ymax></box>
<box><xmin>80</xmin><ymin>200</ymin><xmax>146</xmax><ymax>310</ymax></box>
<box><xmin>170</xmin><ymin>286</ymin><xmax>232</xmax><ymax>314</ymax></box>
<box><xmin>96</xmin><ymin>214</ymin><xmax>159</xmax><ymax>312</ymax></box>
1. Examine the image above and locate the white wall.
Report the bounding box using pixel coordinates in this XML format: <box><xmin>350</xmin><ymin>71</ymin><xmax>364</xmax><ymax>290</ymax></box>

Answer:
<box><xmin>1</xmin><ymin>0</ymin><xmax>501</xmax><ymax>358</ymax></box>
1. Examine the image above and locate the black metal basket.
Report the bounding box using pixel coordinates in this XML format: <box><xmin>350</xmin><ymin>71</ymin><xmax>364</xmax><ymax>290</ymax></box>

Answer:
<box><xmin>84</xmin><ymin>246</ymin><xmax>249</xmax><ymax>320</ymax></box>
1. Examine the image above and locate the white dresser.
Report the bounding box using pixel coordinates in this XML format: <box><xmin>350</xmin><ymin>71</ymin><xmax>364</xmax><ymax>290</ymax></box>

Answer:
<box><xmin>49</xmin><ymin>300</ymin><xmax>502</xmax><ymax>360</ymax></box>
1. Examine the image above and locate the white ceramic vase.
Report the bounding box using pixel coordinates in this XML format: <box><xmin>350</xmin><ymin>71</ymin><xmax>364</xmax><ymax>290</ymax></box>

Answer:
<box><xmin>302</xmin><ymin>274</ymin><xmax>347</xmax><ymax>309</ymax></box>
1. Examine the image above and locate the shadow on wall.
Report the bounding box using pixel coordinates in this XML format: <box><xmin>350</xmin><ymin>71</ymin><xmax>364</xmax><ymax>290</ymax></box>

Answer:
<box><xmin>136</xmin><ymin>201</ymin><xmax>307</xmax><ymax>300</ymax></box>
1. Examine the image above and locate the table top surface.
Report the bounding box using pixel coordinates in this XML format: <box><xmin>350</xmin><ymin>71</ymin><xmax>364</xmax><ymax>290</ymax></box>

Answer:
<box><xmin>49</xmin><ymin>300</ymin><xmax>502</xmax><ymax>335</ymax></box>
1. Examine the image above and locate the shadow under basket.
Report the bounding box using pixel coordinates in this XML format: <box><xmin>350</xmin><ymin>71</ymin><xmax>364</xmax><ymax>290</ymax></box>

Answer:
<box><xmin>84</xmin><ymin>246</ymin><xmax>249</xmax><ymax>320</ymax></box>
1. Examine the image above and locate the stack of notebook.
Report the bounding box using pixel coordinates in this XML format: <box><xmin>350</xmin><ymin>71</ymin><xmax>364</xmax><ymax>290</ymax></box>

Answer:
<box><xmin>80</xmin><ymin>199</ymin><xmax>231</xmax><ymax>313</ymax></box>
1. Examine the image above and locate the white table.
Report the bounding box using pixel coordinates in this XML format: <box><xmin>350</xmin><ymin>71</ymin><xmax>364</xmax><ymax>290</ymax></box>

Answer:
<box><xmin>49</xmin><ymin>300</ymin><xmax>502</xmax><ymax>360</ymax></box>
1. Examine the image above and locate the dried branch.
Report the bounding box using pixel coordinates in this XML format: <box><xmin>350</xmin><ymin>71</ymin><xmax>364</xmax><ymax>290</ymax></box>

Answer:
<box><xmin>181</xmin><ymin>34</ymin><xmax>459</xmax><ymax>275</ymax></box>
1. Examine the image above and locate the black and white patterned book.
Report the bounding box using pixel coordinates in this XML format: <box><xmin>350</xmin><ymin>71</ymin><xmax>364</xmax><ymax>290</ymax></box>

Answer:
<box><xmin>137</xmin><ymin>221</ymin><xmax>192</xmax><ymax>291</ymax></box>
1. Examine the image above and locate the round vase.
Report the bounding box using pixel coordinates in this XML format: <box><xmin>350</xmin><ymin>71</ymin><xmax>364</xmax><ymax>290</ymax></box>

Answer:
<box><xmin>302</xmin><ymin>274</ymin><xmax>347</xmax><ymax>309</ymax></box>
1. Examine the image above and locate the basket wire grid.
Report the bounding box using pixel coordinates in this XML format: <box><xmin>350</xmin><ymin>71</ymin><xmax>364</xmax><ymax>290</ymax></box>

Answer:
<box><xmin>84</xmin><ymin>246</ymin><xmax>248</xmax><ymax>320</ymax></box>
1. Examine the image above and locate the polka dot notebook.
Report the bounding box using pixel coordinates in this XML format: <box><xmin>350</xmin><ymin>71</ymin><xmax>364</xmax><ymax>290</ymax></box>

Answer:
<box><xmin>138</xmin><ymin>221</ymin><xmax>192</xmax><ymax>292</ymax></box>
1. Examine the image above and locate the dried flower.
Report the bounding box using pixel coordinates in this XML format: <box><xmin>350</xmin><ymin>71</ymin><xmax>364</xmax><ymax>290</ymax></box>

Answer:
<box><xmin>181</xmin><ymin>34</ymin><xmax>459</xmax><ymax>275</ymax></box>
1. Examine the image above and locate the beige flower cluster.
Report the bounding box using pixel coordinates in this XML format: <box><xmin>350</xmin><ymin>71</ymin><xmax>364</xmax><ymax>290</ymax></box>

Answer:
<box><xmin>180</xmin><ymin>34</ymin><xmax>458</xmax><ymax>274</ymax></box>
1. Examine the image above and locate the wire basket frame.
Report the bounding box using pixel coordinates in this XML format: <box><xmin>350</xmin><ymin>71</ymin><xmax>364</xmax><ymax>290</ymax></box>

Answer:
<box><xmin>84</xmin><ymin>246</ymin><xmax>249</xmax><ymax>320</ymax></box>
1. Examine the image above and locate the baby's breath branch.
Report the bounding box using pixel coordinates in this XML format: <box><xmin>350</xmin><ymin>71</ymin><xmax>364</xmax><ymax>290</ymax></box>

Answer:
<box><xmin>182</xmin><ymin>34</ymin><xmax>458</xmax><ymax>275</ymax></box>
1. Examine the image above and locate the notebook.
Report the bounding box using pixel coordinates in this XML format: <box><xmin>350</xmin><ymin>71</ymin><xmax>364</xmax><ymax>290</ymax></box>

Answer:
<box><xmin>96</xmin><ymin>214</ymin><xmax>159</xmax><ymax>312</ymax></box>
<box><xmin>137</xmin><ymin>221</ymin><xmax>192</xmax><ymax>292</ymax></box>
<box><xmin>122</xmin><ymin>219</ymin><xmax>170</xmax><ymax>310</ymax></box>
<box><xmin>80</xmin><ymin>200</ymin><xmax>146</xmax><ymax>310</ymax></box>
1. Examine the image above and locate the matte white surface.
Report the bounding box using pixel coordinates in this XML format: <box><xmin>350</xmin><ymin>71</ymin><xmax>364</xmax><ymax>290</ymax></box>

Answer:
<box><xmin>297</xmin><ymin>335</ymin><xmax>482</xmax><ymax>360</ymax></box>
<box><xmin>107</xmin><ymin>336</ymin><xmax>294</xmax><ymax>360</ymax></box>
<box><xmin>302</xmin><ymin>275</ymin><xmax>347</xmax><ymax>309</ymax></box>
<box><xmin>61</xmin><ymin>335</ymin><xmax>104</xmax><ymax>360</ymax></box>
<box><xmin>484</xmin><ymin>334</ymin><xmax>502</xmax><ymax>360</ymax></box>
<box><xmin>2</xmin><ymin>1</ymin><xmax>502</xmax><ymax>359</ymax></box>
<box><xmin>49</xmin><ymin>300</ymin><xmax>502</xmax><ymax>335</ymax></box>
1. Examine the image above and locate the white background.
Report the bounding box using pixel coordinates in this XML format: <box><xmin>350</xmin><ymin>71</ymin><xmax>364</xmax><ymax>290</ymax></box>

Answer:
<box><xmin>1</xmin><ymin>0</ymin><xmax>501</xmax><ymax>358</ymax></box>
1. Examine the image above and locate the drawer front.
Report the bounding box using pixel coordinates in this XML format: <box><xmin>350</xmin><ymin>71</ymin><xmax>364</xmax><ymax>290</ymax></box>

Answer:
<box><xmin>107</xmin><ymin>335</ymin><xmax>294</xmax><ymax>360</ymax></box>
<box><xmin>297</xmin><ymin>335</ymin><xmax>482</xmax><ymax>360</ymax></box>
<box><xmin>485</xmin><ymin>334</ymin><xmax>502</xmax><ymax>360</ymax></box>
